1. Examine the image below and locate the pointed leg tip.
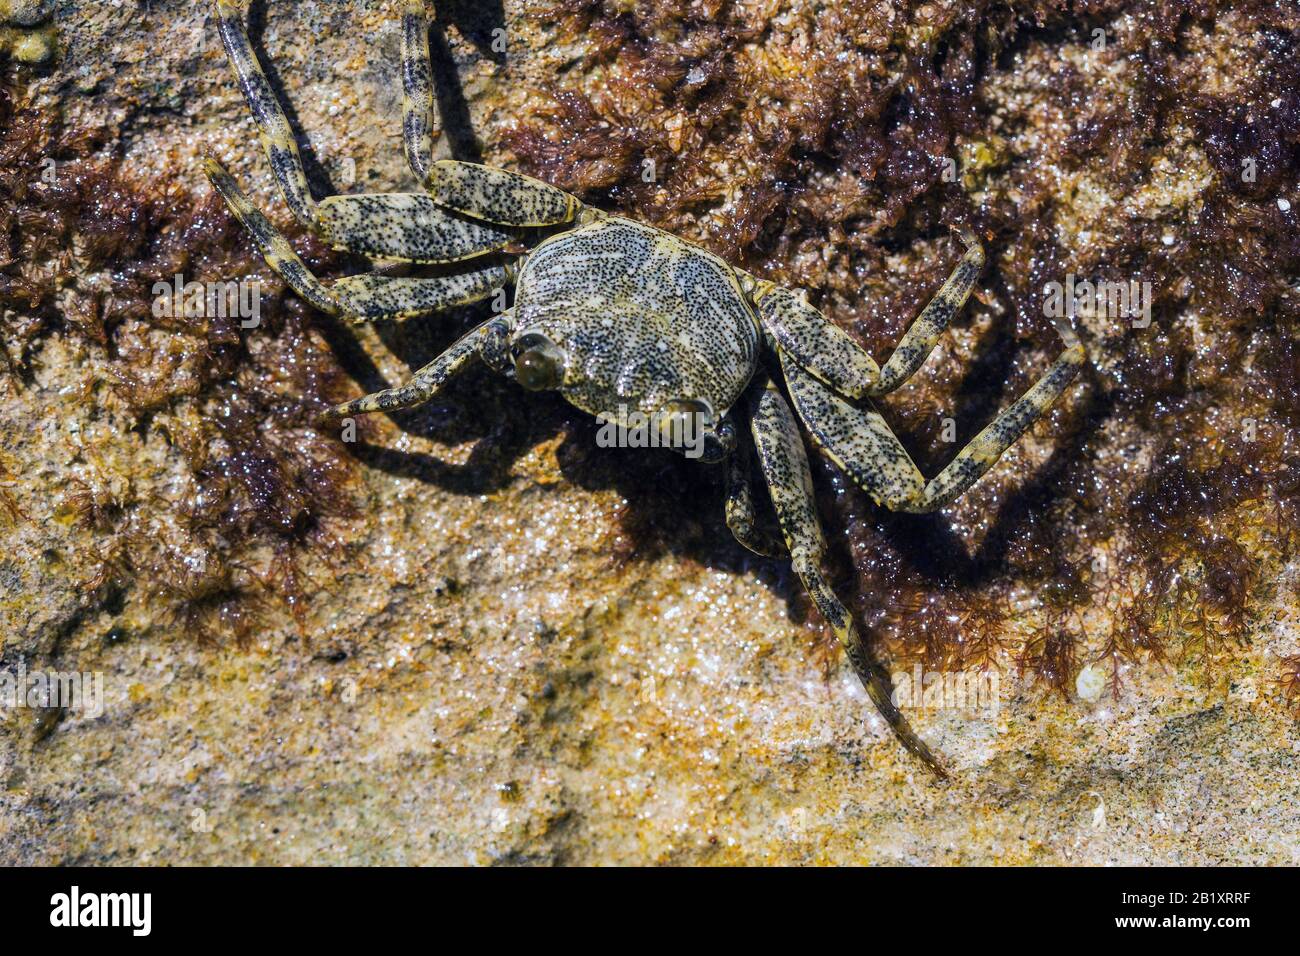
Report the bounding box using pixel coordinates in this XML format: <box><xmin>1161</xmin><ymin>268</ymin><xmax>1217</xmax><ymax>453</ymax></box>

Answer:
<box><xmin>1050</xmin><ymin>315</ymin><xmax>1085</xmax><ymax>351</ymax></box>
<box><xmin>857</xmin><ymin>657</ymin><xmax>952</xmax><ymax>779</ymax></box>
<box><xmin>892</xmin><ymin>724</ymin><xmax>951</xmax><ymax>781</ymax></box>
<box><xmin>959</xmin><ymin>229</ymin><xmax>985</xmax><ymax>263</ymax></box>
<box><xmin>201</xmin><ymin>156</ymin><xmax>240</xmax><ymax>196</ymax></box>
<box><xmin>314</xmin><ymin>406</ymin><xmax>346</xmax><ymax>429</ymax></box>
<box><xmin>908</xmin><ymin>742</ymin><xmax>951</xmax><ymax>781</ymax></box>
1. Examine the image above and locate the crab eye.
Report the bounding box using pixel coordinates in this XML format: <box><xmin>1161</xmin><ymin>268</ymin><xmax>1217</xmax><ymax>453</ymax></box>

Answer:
<box><xmin>512</xmin><ymin>333</ymin><xmax>565</xmax><ymax>391</ymax></box>
<box><xmin>656</xmin><ymin>398</ymin><xmax>714</xmax><ymax>441</ymax></box>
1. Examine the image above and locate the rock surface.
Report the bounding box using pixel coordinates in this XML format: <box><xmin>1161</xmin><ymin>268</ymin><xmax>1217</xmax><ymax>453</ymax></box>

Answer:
<box><xmin>1</xmin><ymin>0</ymin><xmax>1298</xmax><ymax>864</ymax></box>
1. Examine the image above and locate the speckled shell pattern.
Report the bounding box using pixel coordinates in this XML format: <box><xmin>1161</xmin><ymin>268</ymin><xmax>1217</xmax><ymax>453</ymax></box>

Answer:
<box><xmin>512</xmin><ymin>216</ymin><xmax>762</xmax><ymax>421</ymax></box>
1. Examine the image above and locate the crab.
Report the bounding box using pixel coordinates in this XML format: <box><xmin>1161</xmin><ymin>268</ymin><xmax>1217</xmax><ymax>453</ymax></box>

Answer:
<box><xmin>204</xmin><ymin>0</ymin><xmax>1085</xmax><ymax>776</ymax></box>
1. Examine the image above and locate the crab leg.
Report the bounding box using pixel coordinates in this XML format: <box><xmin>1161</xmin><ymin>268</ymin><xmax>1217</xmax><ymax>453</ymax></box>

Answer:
<box><xmin>912</xmin><ymin>333</ymin><xmax>1084</xmax><ymax>510</ymax></box>
<box><xmin>328</xmin><ymin>268</ymin><xmax>513</xmax><ymax>322</ymax></box>
<box><xmin>214</xmin><ymin>0</ymin><xmax>318</xmax><ymax>228</ymax></box>
<box><xmin>205</xmin><ymin>158</ymin><xmax>510</xmax><ymax>323</ymax></box>
<box><xmin>867</xmin><ymin>231</ymin><xmax>985</xmax><ymax>396</ymax></box>
<box><xmin>212</xmin><ymin>0</ymin><xmax>516</xmax><ymax>264</ymax></box>
<box><xmin>778</xmin><ymin>329</ymin><xmax>1085</xmax><ymax>513</ymax></box>
<box><xmin>401</xmin><ymin>0</ymin><xmax>437</xmax><ymax>183</ymax></box>
<box><xmin>319</xmin><ymin>315</ymin><xmax>510</xmax><ymax>421</ymax></box>
<box><xmin>749</xmin><ymin>377</ymin><xmax>946</xmax><ymax>776</ymax></box>
<box><xmin>424</xmin><ymin>161</ymin><xmax>582</xmax><ymax>227</ymax></box>
<box><xmin>205</xmin><ymin>156</ymin><xmax>336</xmax><ymax>313</ymax></box>
<box><xmin>757</xmin><ymin>232</ymin><xmax>983</xmax><ymax>399</ymax></box>
<box><xmin>724</xmin><ymin>438</ymin><xmax>786</xmax><ymax>558</ymax></box>
<box><xmin>314</xmin><ymin>194</ymin><xmax>515</xmax><ymax>264</ymax></box>
<box><xmin>754</xmin><ymin>286</ymin><xmax>882</xmax><ymax>399</ymax></box>
<box><xmin>399</xmin><ymin>2</ymin><xmax>580</xmax><ymax>227</ymax></box>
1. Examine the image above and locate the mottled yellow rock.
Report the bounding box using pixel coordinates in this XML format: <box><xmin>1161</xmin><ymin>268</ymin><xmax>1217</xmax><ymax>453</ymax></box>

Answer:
<box><xmin>0</xmin><ymin>0</ymin><xmax>1296</xmax><ymax>867</ymax></box>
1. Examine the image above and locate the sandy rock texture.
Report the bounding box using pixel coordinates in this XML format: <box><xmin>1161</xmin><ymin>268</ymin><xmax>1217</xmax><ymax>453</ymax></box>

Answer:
<box><xmin>1</xmin><ymin>0</ymin><xmax>1298</xmax><ymax>864</ymax></box>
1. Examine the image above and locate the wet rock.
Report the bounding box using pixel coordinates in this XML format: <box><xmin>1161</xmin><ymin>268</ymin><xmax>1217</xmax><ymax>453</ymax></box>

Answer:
<box><xmin>0</xmin><ymin>0</ymin><xmax>1297</xmax><ymax>864</ymax></box>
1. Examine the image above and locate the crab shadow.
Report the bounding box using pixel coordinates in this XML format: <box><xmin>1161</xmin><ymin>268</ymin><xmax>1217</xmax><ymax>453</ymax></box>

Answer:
<box><xmin>843</xmin><ymin>379</ymin><xmax>1107</xmax><ymax>595</ymax></box>
<box><xmin>296</xmin><ymin>0</ymin><xmax>1105</xmax><ymax>666</ymax></box>
<box><xmin>242</xmin><ymin>0</ymin><xmax>502</xmax><ymax>190</ymax></box>
<box><xmin>424</xmin><ymin>0</ymin><xmax>508</xmax><ymax>163</ymax></box>
<box><xmin>313</xmin><ymin>303</ymin><xmax>555</xmax><ymax>496</ymax></box>
<box><xmin>242</xmin><ymin>0</ymin><xmax>337</xmax><ymax>198</ymax></box>
<box><xmin>319</xmin><ymin>295</ymin><xmax>1105</xmax><ymax>660</ymax></box>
